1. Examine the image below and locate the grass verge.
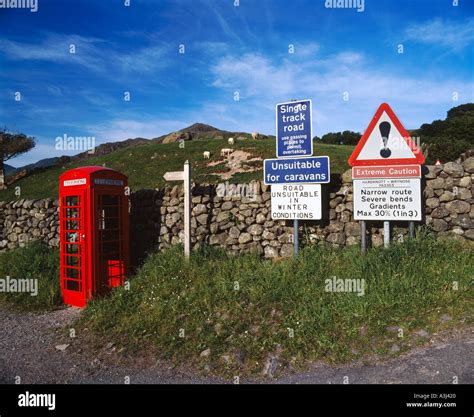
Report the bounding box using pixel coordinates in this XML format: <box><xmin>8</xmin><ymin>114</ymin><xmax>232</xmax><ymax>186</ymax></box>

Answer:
<box><xmin>0</xmin><ymin>241</ymin><xmax>61</xmax><ymax>310</ymax></box>
<box><xmin>82</xmin><ymin>235</ymin><xmax>474</xmax><ymax>376</ymax></box>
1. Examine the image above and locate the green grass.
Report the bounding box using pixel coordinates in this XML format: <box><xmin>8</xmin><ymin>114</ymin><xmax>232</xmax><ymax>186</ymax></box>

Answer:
<box><xmin>81</xmin><ymin>234</ymin><xmax>473</xmax><ymax>375</ymax></box>
<box><xmin>0</xmin><ymin>139</ymin><xmax>354</xmax><ymax>201</ymax></box>
<box><xmin>0</xmin><ymin>242</ymin><xmax>61</xmax><ymax>310</ymax></box>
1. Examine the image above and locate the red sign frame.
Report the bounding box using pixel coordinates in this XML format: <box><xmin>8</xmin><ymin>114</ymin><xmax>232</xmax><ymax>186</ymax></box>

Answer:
<box><xmin>348</xmin><ymin>103</ymin><xmax>425</xmax><ymax>167</ymax></box>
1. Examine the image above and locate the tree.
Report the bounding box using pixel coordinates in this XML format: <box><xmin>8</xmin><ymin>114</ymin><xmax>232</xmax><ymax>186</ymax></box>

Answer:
<box><xmin>0</xmin><ymin>130</ymin><xmax>36</xmax><ymax>189</ymax></box>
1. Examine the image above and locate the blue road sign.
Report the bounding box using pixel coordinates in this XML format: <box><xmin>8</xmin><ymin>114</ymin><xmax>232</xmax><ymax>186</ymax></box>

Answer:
<box><xmin>264</xmin><ymin>156</ymin><xmax>330</xmax><ymax>185</ymax></box>
<box><xmin>276</xmin><ymin>99</ymin><xmax>313</xmax><ymax>158</ymax></box>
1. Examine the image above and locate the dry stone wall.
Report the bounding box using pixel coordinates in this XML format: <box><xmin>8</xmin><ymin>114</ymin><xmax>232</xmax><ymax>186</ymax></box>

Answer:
<box><xmin>1</xmin><ymin>155</ymin><xmax>473</xmax><ymax>259</ymax></box>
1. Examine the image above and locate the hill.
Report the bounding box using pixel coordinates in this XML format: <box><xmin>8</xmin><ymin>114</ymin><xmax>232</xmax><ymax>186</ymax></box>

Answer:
<box><xmin>0</xmin><ymin>138</ymin><xmax>353</xmax><ymax>200</ymax></box>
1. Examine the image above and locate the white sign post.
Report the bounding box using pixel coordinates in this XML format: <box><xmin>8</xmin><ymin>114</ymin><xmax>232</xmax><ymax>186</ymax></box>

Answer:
<box><xmin>271</xmin><ymin>184</ymin><xmax>322</xmax><ymax>220</ymax></box>
<box><xmin>164</xmin><ymin>161</ymin><xmax>192</xmax><ymax>259</ymax></box>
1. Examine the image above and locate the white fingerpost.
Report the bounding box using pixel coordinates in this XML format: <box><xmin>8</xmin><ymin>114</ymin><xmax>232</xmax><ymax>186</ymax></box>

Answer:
<box><xmin>163</xmin><ymin>161</ymin><xmax>192</xmax><ymax>259</ymax></box>
<box><xmin>183</xmin><ymin>160</ymin><xmax>191</xmax><ymax>259</ymax></box>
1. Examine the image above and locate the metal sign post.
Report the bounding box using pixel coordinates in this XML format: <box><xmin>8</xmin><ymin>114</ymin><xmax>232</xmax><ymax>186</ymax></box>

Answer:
<box><xmin>384</xmin><ymin>221</ymin><xmax>390</xmax><ymax>248</ymax></box>
<box><xmin>293</xmin><ymin>219</ymin><xmax>299</xmax><ymax>256</ymax></box>
<box><xmin>164</xmin><ymin>161</ymin><xmax>192</xmax><ymax>259</ymax></box>
<box><xmin>360</xmin><ymin>220</ymin><xmax>367</xmax><ymax>253</ymax></box>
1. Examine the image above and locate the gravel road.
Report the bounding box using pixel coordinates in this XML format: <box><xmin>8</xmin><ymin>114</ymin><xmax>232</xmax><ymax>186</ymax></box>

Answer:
<box><xmin>0</xmin><ymin>306</ymin><xmax>472</xmax><ymax>384</ymax></box>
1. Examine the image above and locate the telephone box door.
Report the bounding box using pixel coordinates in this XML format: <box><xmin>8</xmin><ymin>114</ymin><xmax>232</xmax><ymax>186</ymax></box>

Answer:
<box><xmin>60</xmin><ymin>191</ymin><xmax>87</xmax><ymax>307</ymax></box>
<box><xmin>94</xmin><ymin>191</ymin><xmax>127</xmax><ymax>296</ymax></box>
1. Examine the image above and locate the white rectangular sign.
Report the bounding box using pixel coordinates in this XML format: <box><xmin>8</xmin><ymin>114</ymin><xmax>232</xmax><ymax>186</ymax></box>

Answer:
<box><xmin>353</xmin><ymin>178</ymin><xmax>421</xmax><ymax>221</ymax></box>
<box><xmin>271</xmin><ymin>184</ymin><xmax>321</xmax><ymax>220</ymax></box>
<box><xmin>63</xmin><ymin>178</ymin><xmax>87</xmax><ymax>187</ymax></box>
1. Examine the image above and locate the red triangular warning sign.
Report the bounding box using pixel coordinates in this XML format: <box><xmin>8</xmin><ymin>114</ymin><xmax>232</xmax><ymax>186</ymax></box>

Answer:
<box><xmin>348</xmin><ymin>103</ymin><xmax>425</xmax><ymax>167</ymax></box>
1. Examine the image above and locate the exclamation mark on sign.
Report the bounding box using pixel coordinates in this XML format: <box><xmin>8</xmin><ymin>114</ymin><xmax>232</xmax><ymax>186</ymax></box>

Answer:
<box><xmin>379</xmin><ymin>121</ymin><xmax>392</xmax><ymax>158</ymax></box>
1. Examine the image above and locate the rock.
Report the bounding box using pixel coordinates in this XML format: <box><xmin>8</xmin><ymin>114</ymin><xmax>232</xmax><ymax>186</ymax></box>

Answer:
<box><xmin>221</xmin><ymin>201</ymin><xmax>233</xmax><ymax>210</ymax></box>
<box><xmin>196</xmin><ymin>213</ymin><xmax>208</xmax><ymax>225</ymax></box>
<box><xmin>216</xmin><ymin>212</ymin><xmax>229</xmax><ymax>223</ymax></box>
<box><xmin>247</xmin><ymin>224</ymin><xmax>263</xmax><ymax>236</ymax></box>
<box><xmin>431</xmin><ymin>219</ymin><xmax>448</xmax><ymax>232</ymax></box>
<box><xmin>280</xmin><ymin>243</ymin><xmax>294</xmax><ymax>257</ymax></box>
<box><xmin>228</xmin><ymin>226</ymin><xmax>240</xmax><ymax>239</ymax></box>
<box><xmin>55</xmin><ymin>344</ymin><xmax>70</xmax><ymax>351</ymax></box>
<box><xmin>193</xmin><ymin>204</ymin><xmax>207</xmax><ymax>215</ymax></box>
<box><xmin>425</xmin><ymin>198</ymin><xmax>440</xmax><ymax>208</ymax></box>
<box><xmin>341</xmin><ymin>169</ymin><xmax>352</xmax><ymax>183</ymax></box>
<box><xmin>344</xmin><ymin>222</ymin><xmax>360</xmax><ymax>236</ymax></box>
<box><xmin>326</xmin><ymin>233</ymin><xmax>345</xmax><ymax>245</ymax></box>
<box><xmin>414</xmin><ymin>329</ymin><xmax>429</xmax><ymax>338</ymax></box>
<box><xmin>425</xmin><ymin>165</ymin><xmax>442</xmax><ymax>179</ymax></box>
<box><xmin>238</xmin><ymin>233</ymin><xmax>252</xmax><ymax>244</ymax></box>
<box><xmin>200</xmin><ymin>348</ymin><xmax>211</xmax><ymax>358</ymax></box>
<box><xmin>443</xmin><ymin>162</ymin><xmax>464</xmax><ymax>177</ymax></box>
<box><xmin>390</xmin><ymin>344</ymin><xmax>400</xmax><ymax>353</ymax></box>
<box><xmin>462</xmin><ymin>156</ymin><xmax>474</xmax><ymax>173</ymax></box>
<box><xmin>385</xmin><ymin>325</ymin><xmax>400</xmax><ymax>333</ymax></box>
<box><xmin>439</xmin><ymin>191</ymin><xmax>454</xmax><ymax>202</ymax></box>
<box><xmin>439</xmin><ymin>314</ymin><xmax>451</xmax><ymax>323</ymax></box>
<box><xmin>464</xmin><ymin>229</ymin><xmax>474</xmax><ymax>240</ymax></box>
<box><xmin>456</xmin><ymin>187</ymin><xmax>472</xmax><ymax>200</ymax></box>
<box><xmin>426</xmin><ymin>178</ymin><xmax>444</xmax><ymax>189</ymax></box>
<box><xmin>264</xmin><ymin>246</ymin><xmax>279</xmax><ymax>258</ymax></box>
<box><xmin>255</xmin><ymin>213</ymin><xmax>267</xmax><ymax>224</ymax></box>
<box><xmin>451</xmin><ymin>214</ymin><xmax>472</xmax><ymax>228</ymax></box>
<box><xmin>430</xmin><ymin>206</ymin><xmax>450</xmax><ymax>219</ymax></box>
<box><xmin>457</xmin><ymin>176</ymin><xmax>471</xmax><ymax>188</ymax></box>
<box><xmin>445</xmin><ymin>200</ymin><xmax>470</xmax><ymax>214</ymax></box>
<box><xmin>262</xmin><ymin>354</ymin><xmax>279</xmax><ymax>378</ymax></box>
<box><xmin>262</xmin><ymin>230</ymin><xmax>275</xmax><ymax>240</ymax></box>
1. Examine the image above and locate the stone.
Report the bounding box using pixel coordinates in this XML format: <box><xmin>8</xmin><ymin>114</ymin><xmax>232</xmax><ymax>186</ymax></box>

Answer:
<box><xmin>450</xmin><ymin>214</ymin><xmax>472</xmax><ymax>229</ymax></box>
<box><xmin>280</xmin><ymin>243</ymin><xmax>294</xmax><ymax>257</ymax></box>
<box><xmin>196</xmin><ymin>213</ymin><xmax>208</xmax><ymax>225</ymax></box>
<box><xmin>247</xmin><ymin>224</ymin><xmax>264</xmax><ymax>236</ymax></box>
<box><xmin>425</xmin><ymin>198</ymin><xmax>440</xmax><ymax>208</ymax></box>
<box><xmin>264</xmin><ymin>246</ymin><xmax>279</xmax><ymax>258</ymax></box>
<box><xmin>238</xmin><ymin>233</ymin><xmax>252</xmax><ymax>244</ymax></box>
<box><xmin>344</xmin><ymin>222</ymin><xmax>360</xmax><ymax>236</ymax></box>
<box><xmin>431</xmin><ymin>219</ymin><xmax>448</xmax><ymax>232</ymax></box>
<box><xmin>443</xmin><ymin>162</ymin><xmax>464</xmax><ymax>177</ymax></box>
<box><xmin>439</xmin><ymin>191</ymin><xmax>454</xmax><ymax>202</ymax></box>
<box><xmin>462</xmin><ymin>156</ymin><xmax>474</xmax><ymax>173</ymax></box>
<box><xmin>200</xmin><ymin>348</ymin><xmax>211</xmax><ymax>358</ymax></box>
<box><xmin>426</xmin><ymin>178</ymin><xmax>444</xmax><ymax>189</ymax></box>
<box><xmin>221</xmin><ymin>201</ymin><xmax>233</xmax><ymax>210</ymax></box>
<box><xmin>55</xmin><ymin>344</ymin><xmax>69</xmax><ymax>351</ymax></box>
<box><xmin>445</xmin><ymin>200</ymin><xmax>470</xmax><ymax>214</ymax></box>
<box><xmin>430</xmin><ymin>206</ymin><xmax>450</xmax><ymax>219</ymax></box>
<box><xmin>456</xmin><ymin>187</ymin><xmax>472</xmax><ymax>200</ymax></box>
<box><xmin>228</xmin><ymin>226</ymin><xmax>240</xmax><ymax>239</ymax></box>
<box><xmin>262</xmin><ymin>229</ymin><xmax>275</xmax><ymax>240</ymax></box>
<box><xmin>262</xmin><ymin>354</ymin><xmax>279</xmax><ymax>378</ymax></box>
<box><xmin>457</xmin><ymin>176</ymin><xmax>471</xmax><ymax>188</ymax></box>
<box><xmin>193</xmin><ymin>204</ymin><xmax>207</xmax><ymax>215</ymax></box>
<box><xmin>216</xmin><ymin>212</ymin><xmax>229</xmax><ymax>223</ymax></box>
<box><xmin>326</xmin><ymin>233</ymin><xmax>345</xmax><ymax>245</ymax></box>
<box><xmin>425</xmin><ymin>165</ymin><xmax>442</xmax><ymax>179</ymax></box>
<box><xmin>327</xmin><ymin>221</ymin><xmax>345</xmax><ymax>233</ymax></box>
<box><xmin>341</xmin><ymin>169</ymin><xmax>352</xmax><ymax>183</ymax></box>
<box><xmin>390</xmin><ymin>344</ymin><xmax>400</xmax><ymax>353</ymax></box>
<box><xmin>464</xmin><ymin>229</ymin><xmax>474</xmax><ymax>240</ymax></box>
<box><xmin>255</xmin><ymin>213</ymin><xmax>267</xmax><ymax>224</ymax></box>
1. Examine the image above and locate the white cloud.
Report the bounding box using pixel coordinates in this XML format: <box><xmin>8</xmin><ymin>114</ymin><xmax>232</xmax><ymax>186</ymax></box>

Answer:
<box><xmin>0</xmin><ymin>34</ymin><xmax>169</xmax><ymax>75</ymax></box>
<box><xmin>404</xmin><ymin>18</ymin><xmax>474</xmax><ymax>50</ymax></box>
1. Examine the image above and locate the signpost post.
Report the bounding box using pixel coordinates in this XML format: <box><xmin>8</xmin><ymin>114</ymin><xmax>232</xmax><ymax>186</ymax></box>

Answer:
<box><xmin>164</xmin><ymin>161</ymin><xmax>192</xmax><ymax>259</ymax></box>
<box><xmin>348</xmin><ymin>103</ymin><xmax>425</xmax><ymax>251</ymax></box>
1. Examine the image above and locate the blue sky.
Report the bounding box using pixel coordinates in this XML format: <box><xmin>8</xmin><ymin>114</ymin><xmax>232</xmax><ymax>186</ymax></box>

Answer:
<box><xmin>0</xmin><ymin>0</ymin><xmax>473</xmax><ymax>166</ymax></box>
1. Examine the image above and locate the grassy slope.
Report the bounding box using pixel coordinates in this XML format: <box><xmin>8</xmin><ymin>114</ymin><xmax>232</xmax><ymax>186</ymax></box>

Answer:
<box><xmin>0</xmin><ymin>139</ymin><xmax>354</xmax><ymax>200</ymax></box>
<box><xmin>82</xmin><ymin>234</ymin><xmax>473</xmax><ymax>376</ymax></box>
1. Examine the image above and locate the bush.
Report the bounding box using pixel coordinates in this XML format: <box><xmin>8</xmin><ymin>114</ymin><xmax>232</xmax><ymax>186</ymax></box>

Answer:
<box><xmin>0</xmin><ymin>241</ymin><xmax>61</xmax><ymax>310</ymax></box>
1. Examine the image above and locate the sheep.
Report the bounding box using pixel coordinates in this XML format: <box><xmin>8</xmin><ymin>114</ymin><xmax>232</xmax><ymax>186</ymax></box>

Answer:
<box><xmin>228</xmin><ymin>137</ymin><xmax>234</xmax><ymax>145</ymax></box>
<box><xmin>220</xmin><ymin>148</ymin><xmax>233</xmax><ymax>157</ymax></box>
<box><xmin>252</xmin><ymin>132</ymin><xmax>259</xmax><ymax>140</ymax></box>
<box><xmin>203</xmin><ymin>151</ymin><xmax>211</xmax><ymax>159</ymax></box>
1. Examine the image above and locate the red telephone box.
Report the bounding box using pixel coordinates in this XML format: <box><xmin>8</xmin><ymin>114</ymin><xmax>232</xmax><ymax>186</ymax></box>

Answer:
<box><xmin>59</xmin><ymin>166</ymin><xmax>129</xmax><ymax>308</ymax></box>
